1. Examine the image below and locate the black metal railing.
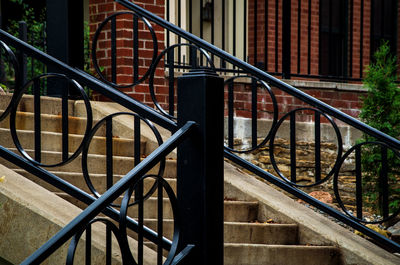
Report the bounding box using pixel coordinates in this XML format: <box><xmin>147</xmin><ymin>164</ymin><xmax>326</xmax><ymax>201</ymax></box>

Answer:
<box><xmin>0</xmin><ymin>24</ymin><xmax>225</xmax><ymax>264</ymax></box>
<box><xmin>114</xmin><ymin>0</ymin><xmax>400</xmax><ymax>253</ymax></box>
<box><xmin>1</xmin><ymin>0</ymin><xmax>400</xmax><ymax>264</ymax></box>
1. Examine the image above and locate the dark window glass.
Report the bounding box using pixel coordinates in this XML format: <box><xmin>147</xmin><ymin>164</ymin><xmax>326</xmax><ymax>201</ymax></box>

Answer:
<box><xmin>371</xmin><ymin>0</ymin><xmax>397</xmax><ymax>57</ymax></box>
<box><xmin>319</xmin><ymin>0</ymin><xmax>347</xmax><ymax>77</ymax></box>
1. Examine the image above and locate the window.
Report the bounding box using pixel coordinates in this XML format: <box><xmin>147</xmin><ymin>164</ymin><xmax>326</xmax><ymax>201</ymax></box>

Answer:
<box><xmin>370</xmin><ymin>0</ymin><xmax>397</xmax><ymax>57</ymax></box>
<box><xmin>319</xmin><ymin>0</ymin><xmax>347</xmax><ymax>77</ymax></box>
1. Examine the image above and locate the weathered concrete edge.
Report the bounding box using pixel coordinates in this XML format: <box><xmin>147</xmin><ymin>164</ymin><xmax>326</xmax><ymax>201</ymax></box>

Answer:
<box><xmin>0</xmin><ymin>164</ymin><xmax>157</xmax><ymax>264</ymax></box>
<box><xmin>74</xmin><ymin>100</ymin><xmax>176</xmax><ymax>158</ymax></box>
<box><xmin>223</xmin><ymin>162</ymin><xmax>400</xmax><ymax>265</ymax></box>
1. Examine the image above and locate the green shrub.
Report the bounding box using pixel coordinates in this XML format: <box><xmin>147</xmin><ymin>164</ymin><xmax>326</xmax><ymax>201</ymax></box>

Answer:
<box><xmin>359</xmin><ymin>41</ymin><xmax>400</xmax><ymax>216</ymax></box>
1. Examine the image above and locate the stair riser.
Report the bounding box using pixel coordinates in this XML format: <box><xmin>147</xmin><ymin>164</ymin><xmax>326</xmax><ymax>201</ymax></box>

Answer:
<box><xmin>16</xmin><ymin>169</ymin><xmax>176</xmax><ymax>197</ymax></box>
<box><xmin>224</xmin><ymin>223</ymin><xmax>298</xmax><ymax>244</ymax></box>
<box><xmin>0</xmin><ymin>94</ymin><xmax>74</xmax><ymax>116</ymax></box>
<box><xmin>224</xmin><ymin>201</ymin><xmax>258</xmax><ymax>222</ymax></box>
<box><xmin>0</xmin><ymin>129</ymin><xmax>145</xmax><ymax>157</ymax></box>
<box><xmin>0</xmin><ymin>150</ymin><xmax>176</xmax><ymax>177</ymax></box>
<box><xmin>58</xmin><ymin>194</ymin><xmax>259</xmax><ymax>222</ymax></box>
<box><xmin>224</xmin><ymin>244</ymin><xmax>341</xmax><ymax>265</ymax></box>
<box><xmin>0</xmin><ymin>112</ymin><xmax>93</xmax><ymax>136</ymax></box>
<box><xmin>128</xmin><ymin>220</ymin><xmax>299</xmax><ymax>245</ymax></box>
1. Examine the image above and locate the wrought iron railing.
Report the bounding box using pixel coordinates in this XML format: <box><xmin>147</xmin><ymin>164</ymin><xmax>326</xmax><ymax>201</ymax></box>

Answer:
<box><xmin>0</xmin><ymin>0</ymin><xmax>400</xmax><ymax>263</ymax></box>
<box><xmin>114</xmin><ymin>0</ymin><xmax>400</xmax><ymax>253</ymax></box>
<box><xmin>0</xmin><ymin>27</ymin><xmax>216</xmax><ymax>263</ymax></box>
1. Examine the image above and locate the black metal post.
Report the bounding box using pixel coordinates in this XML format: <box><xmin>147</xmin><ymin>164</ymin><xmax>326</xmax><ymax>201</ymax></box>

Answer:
<box><xmin>46</xmin><ymin>0</ymin><xmax>83</xmax><ymax>97</ymax></box>
<box><xmin>282</xmin><ymin>0</ymin><xmax>291</xmax><ymax>78</ymax></box>
<box><xmin>18</xmin><ymin>21</ymin><xmax>27</xmax><ymax>86</ymax></box>
<box><xmin>177</xmin><ymin>70</ymin><xmax>224</xmax><ymax>265</ymax></box>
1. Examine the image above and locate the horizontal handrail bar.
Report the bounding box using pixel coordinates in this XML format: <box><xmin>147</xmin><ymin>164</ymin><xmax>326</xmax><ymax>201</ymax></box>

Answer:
<box><xmin>21</xmin><ymin>121</ymin><xmax>196</xmax><ymax>265</ymax></box>
<box><xmin>0</xmin><ymin>29</ymin><xmax>178</xmax><ymax>132</ymax></box>
<box><xmin>116</xmin><ymin>0</ymin><xmax>400</xmax><ymax>150</ymax></box>
<box><xmin>224</xmin><ymin>150</ymin><xmax>400</xmax><ymax>253</ymax></box>
<box><xmin>0</xmin><ymin>145</ymin><xmax>173</xmax><ymax>250</ymax></box>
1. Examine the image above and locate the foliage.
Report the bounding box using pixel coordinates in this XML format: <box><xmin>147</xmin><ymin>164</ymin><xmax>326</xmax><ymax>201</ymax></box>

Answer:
<box><xmin>0</xmin><ymin>0</ymin><xmax>46</xmax><ymax>94</ymax></box>
<box><xmin>359</xmin><ymin>41</ymin><xmax>400</xmax><ymax>216</ymax></box>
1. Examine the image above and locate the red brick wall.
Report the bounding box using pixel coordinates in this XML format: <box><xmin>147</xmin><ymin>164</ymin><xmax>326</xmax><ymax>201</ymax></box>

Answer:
<box><xmin>248</xmin><ymin>0</ymin><xmax>399</xmax><ymax>79</ymax></box>
<box><xmin>224</xmin><ymin>82</ymin><xmax>364</xmax><ymax>123</ymax></box>
<box><xmin>248</xmin><ymin>0</ymin><xmax>320</xmax><ymax>76</ymax></box>
<box><xmin>89</xmin><ymin>0</ymin><xmax>169</xmax><ymax>110</ymax></box>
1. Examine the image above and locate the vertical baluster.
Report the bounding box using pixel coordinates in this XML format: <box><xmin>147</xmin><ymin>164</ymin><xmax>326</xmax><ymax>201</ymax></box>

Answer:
<box><xmin>167</xmin><ymin>0</ymin><xmax>170</xmax><ymax>49</ymax></box>
<box><xmin>178</xmin><ymin>0</ymin><xmax>182</xmax><ymax>66</ymax></box>
<box><xmin>18</xmin><ymin>22</ymin><xmax>27</xmax><ymax>86</ymax></box>
<box><xmin>355</xmin><ymin>145</ymin><xmax>363</xmax><ymax>219</ymax></box>
<box><xmin>275</xmin><ymin>0</ymin><xmax>279</xmax><ymax>72</ymax></box>
<box><xmin>62</xmin><ymin>81</ymin><xmax>69</xmax><ymax>161</ymax></box>
<box><xmin>200</xmin><ymin>0</ymin><xmax>203</xmax><ymax>66</ymax></box>
<box><xmin>111</xmin><ymin>16</ymin><xmax>117</xmax><ymax>84</ymax></box>
<box><xmin>381</xmin><ymin>145</ymin><xmax>389</xmax><ymax>219</ymax></box>
<box><xmin>328</xmin><ymin>0</ymin><xmax>333</xmax><ymax>74</ymax></box>
<box><xmin>105</xmin><ymin>118</ymin><xmax>113</xmax><ymax>265</ymax></box>
<box><xmin>138</xmin><ymin>178</ymin><xmax>144</xmax><ymax>265</ymax></box>
<box><xmin>314</xmin><ymin>112</ymin><xmax>321</xmax><ymax>182</ymax></box>
<box><xmin>360</xmin><ymin>0</ymin><xmax>364</xmax><ymax>79</ymax></box>
<box><xmin>254</xmin><ymin>0</ymin><xmax>257</xmax><ymax>67</ymax></box>
<box><xmin>307</xmin><ymin>0</ymin><xmax>311</xmax><ymax>75</ymax></box>
<box><xmin>349</xmin><ymin>0</ymin><xmax>353</xmax><ymax>78</ymax></box>
<box><xmin>168</xmin><ymin>49</ymin><xmax>175</xmax><ymax>116</ymax></box>
<box><xmin>264</xmin><ymin>0</ymin><xmax>268</xmax><ymax>70</ymax></box>
<box><xmin>282</xmin><ymin>0</ymin><xmax>291</xmax><ymax>78</ymax></box>
<box><xmin>297</xmin><ymin>0</ymin><xmax>301</xmax><ymax>74</ymax></box>
<box><xmin>106</xmin><ymin>223</ymin><xmax>112</xmax><ymax>265</ymax></box>
<box><xmin>133</xmin><ymin>116</ymin><xmax>141</xmax><ymax>203</ymax></box>
<box><xmin>290</xmin><ymin>112</ymin><xmax>296</xmax><ymax>183</ymax></box>
<box><xmin>243</xmin><ymin>0</ymin><xmax>247</xmax><ymax>63</ymax></box>
<box><xmin>211</xmin><ymin>0</ymin><xmax>215</xmax><ymax>63</ymax></box>
<box><xmin>251</xmin><ymin>79</ymin><xmax>257</xmax><ymax>148</ymax></box>
<box><xmin>228</xmin><ymin>82</ymin><xmax>234</xmax><ymax>148</ymax></box>
<box><xmin>134</xmin><ymin>116</ymin><xmax>141</xmax><ymax>166</ymax></box>
<box><xmin>233</xmin><ymin>0</ymin><xmax>237</xmax><ymax>59</ymax></box>
<box><xmin>106</xmin><ymin>119</ymin><xmax>113</xmax><ymax>188</ymax></box>
<box><xmin>190</xmin><ymin>45</ymin><xmax>197</xmax><ymax>68</ymax></box>
<box><xmin>189</xmin><ymin>0</ymin><xmax>193</xmax><ymax>33</ymax></box>
<box><xmin>157</xmin><ymin>179</ymin><xmax>163</xmax><ymax>265</ymax></box>
<box><xmin>133</xmin><ymin>14</ymin><xmax>139</xmax><ymax>83</ymax></box>
<box><xmin>34</xmin><ymin>79</ymin><xmax>41</xmax><ymax>162</ymax></box>
<box><xmin>86</xmin><ymin>225</ymin><xmax>92</xmax><ymax>265</ymax></box>
<box><xmin>221</xmin><ymin>0</ymin><xmax>226</xmax><ymax>68</ymax></box>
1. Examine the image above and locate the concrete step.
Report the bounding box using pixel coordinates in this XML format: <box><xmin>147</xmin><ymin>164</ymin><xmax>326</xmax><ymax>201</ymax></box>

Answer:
<box><xmin>224</xmin><ymin>200</ymin><xmax>258</xmax><ymax>222</ymax></box>
<box><xmin>133</xmin><ymin>220</ymin><xmax>299</xmax><ymax>245</ymax></box>
<box><xmin>224</xmin><ymin>222</ymin><xmax>298</xmax><ymax>244</ymax></box>
<box><xmin>0</xmin><ymin>128</ymin><xmax>145</xmax><ymax>157</ymax></box>
<box><xmin>13</xmin><ymin>169</ymin><xmax>177</xmax><ymax>197</ymax></box>
<box><xmin>0</xmin><ymin>111</ymin><xmax>95</xmax><ymax>136</ymax></box>
<box><xmin>1</xmin><ymin>148</ymin><xmax>176</xmax><ymax>178</ymax></box>
<box><xmin>56</xmin><ymin>193</ymin><xmax>259</xmax><ymax>222</ymax></box>
<box><xmin>224</xmin><ymin>243</ymin><xmax>341</xmax><ymax>265</ymax></box>
<box><xmin>0</xmin><ymin>94</ymin><xmax>75</xmax><ymax>115</ymax></box>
